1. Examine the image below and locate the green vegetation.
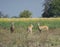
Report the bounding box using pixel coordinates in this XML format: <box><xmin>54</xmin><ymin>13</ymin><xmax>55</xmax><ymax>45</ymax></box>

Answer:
<box><xmin>0</xmin><ymin>18</ymin><xmax>60</xmax><ymax>29</ymax></box>
<box><xmin>0</xmin><ymin>18</ymin><xmax>60</xmax><ymax>47</ymax></box>
<box><xmin>19</xmin><ymin>10</ymin><xmax>32</xmax><ymax>18</ymax></box>
<box><xmin>42</xmin><ymin>0</ymin><xmax>60</xmax><ymax>17</ymax></box>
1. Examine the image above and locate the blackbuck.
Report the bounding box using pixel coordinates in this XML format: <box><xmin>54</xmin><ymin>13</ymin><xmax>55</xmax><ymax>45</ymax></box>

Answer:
<box><xmin>38</xmin><ymin>23</ymin><xmax>49</xmax><ymax>32</ymax></box>
<box><xmin>27</xmin><ymin>24</ymin><xmax>33</xmax><ymax>34</ymax></box>
<box><xmin>10</xmin><ymin>22</ymin><xmax>15</xmax><ymax>33</ymax></box>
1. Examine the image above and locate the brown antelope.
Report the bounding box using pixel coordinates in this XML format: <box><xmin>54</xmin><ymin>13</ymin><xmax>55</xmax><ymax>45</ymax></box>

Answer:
<box><xmin>38</xmin><ymin>23</ymin><xmax>48</xmax><ymax>32</ymax></box>
<box><xmin>10</xmin><ymin>22</ymin><xmax>15</xmax><ymax>33</ymax></box>
<box><xmin>27</xmin><ymin>24</ymin><xmax>33</xmax><ymax>34</ymax></box>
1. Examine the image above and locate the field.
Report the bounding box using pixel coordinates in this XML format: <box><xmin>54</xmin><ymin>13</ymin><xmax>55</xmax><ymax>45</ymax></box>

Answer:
<box><xmin>0</xmin><ymin>18</ymin><xmax>60</xmax><ymax>47</ymax></box>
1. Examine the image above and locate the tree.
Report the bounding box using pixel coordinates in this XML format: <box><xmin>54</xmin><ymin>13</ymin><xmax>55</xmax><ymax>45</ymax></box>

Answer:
<box><xmin>50</xmin><ymin>0</ymin><xmax>60</xmax><ymax>17</ymax></box>
<box><xmin>42</xmin><ymin>0</ymin><xmax>60</xmax><ymax>17</ymax></box>
<box><xmin>19</xmin><ymin>10</ymin><xmax>32</xmax><ymax>18</ymax></box>
<box><xmin>42</xmin><ymin>0</ymin><xmax>52</xmax><ymax>17</ymax></box>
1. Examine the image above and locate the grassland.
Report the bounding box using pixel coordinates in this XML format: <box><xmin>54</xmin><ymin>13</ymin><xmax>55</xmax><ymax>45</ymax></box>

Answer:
<box><xmin>0</xmin><ymin>18</ymin><xmax>60</xmax><ymax>47</ymax></box>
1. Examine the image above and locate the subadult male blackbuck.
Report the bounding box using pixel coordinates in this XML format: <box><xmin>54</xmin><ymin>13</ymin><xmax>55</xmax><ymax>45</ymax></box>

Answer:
<box><xmin>10</xmin><ymin>22</ymin><xmax>15</xmax><ymax>33</ymax></box>
<box><xmin>27</xmin><ymin>24</ymin><xmax>33</xmax><ymax>34</ymax></box>
<box><xmin>37</xmin><ymin>23</ymin><xmax>49</xmax><ymax>32</ymax></box>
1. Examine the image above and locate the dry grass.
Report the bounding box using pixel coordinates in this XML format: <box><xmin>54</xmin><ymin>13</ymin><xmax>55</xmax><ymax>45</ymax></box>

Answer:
<box><xmin>0</xmin><ymin>27</ymin><xmax>60</xmax><ymax>47</ymax></box>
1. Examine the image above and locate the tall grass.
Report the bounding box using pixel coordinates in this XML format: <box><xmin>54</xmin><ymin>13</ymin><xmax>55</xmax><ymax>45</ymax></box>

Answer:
<box><xmin>0</xmin><ymin>18</ymin><xmax>60</xmax><ymax>29</ymax></box>
<box><xmin>0</xmin><ymin>18</ymin><xmax>60</xmax><ymax>47</ymax></box>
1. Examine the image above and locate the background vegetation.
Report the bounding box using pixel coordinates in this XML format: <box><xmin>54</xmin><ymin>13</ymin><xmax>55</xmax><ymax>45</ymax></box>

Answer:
<box><xmin>42</xmin><ymin>0</ymin><xmax>60</xmax><ymax>17</ymax></box>
<box><xmin>0</xmin><ymin>0</ymin><xmax>60</xmax><ymax>18</ymax></box>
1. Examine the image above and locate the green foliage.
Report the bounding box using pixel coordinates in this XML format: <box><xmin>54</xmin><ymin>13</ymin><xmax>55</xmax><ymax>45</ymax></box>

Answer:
<box><xmin>50</xmin><ymin>0</ymin><xmax>60</xmax><ymax>17</ymax></box>
<box><xmin>19</xmin><ymin>10</ymin><xmax>32</xmax><ymax>18</ymax></box>
<box><xmin>42</xmin><ymin>0</ymin><xmax>52</xmax><ymax>18</ymax></box>
<box><xmin>42</xmin><ymin>0</ymin><xmax>60</xmax><ymax>17</ymax></box>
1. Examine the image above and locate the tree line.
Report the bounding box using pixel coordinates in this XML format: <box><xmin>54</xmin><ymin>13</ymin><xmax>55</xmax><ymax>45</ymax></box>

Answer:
<box><xmin>0</xmin><ymin>0</ymin><xmax>60</xmax><ymax>18</ymax></box>
<box><xmin>0</xmin><ymin>10</ymin><xmax>32</xmax><ymax>18</ymax></box>
<box><xmin>42</xmin><ymin>0</ymin><xmax>60</xmax><ymax>18</ymax></box>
